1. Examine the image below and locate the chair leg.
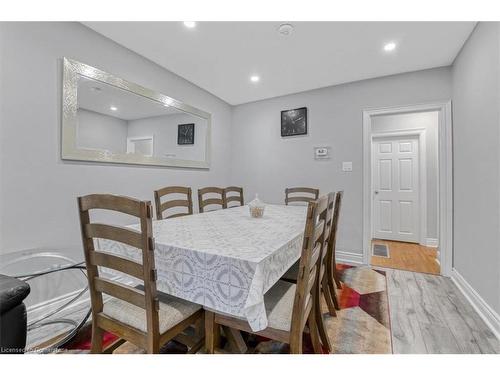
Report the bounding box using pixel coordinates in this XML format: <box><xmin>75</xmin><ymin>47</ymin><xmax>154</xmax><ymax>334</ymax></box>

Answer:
<box><xmin>322</xmin><ymin>277</ymin><xmax>337</xmax><ymax>317</ymax></box>
<box><xmin>289</xmin><ymin>333</ymin><xmax>303</xmax><ymax>354</ymax></box>
<box><xmin>317</xmin><ymin>297</ymin><xmax>332</xmax><ymax>353</ymax></box>
<box><xmin>91</xmin><ymin>324</ymin><xmax>104</xmax><ymax>354</ymax></box>
<box><xmin>334</xmin><ymin>274</ymin><xmax>342</xmax><ymax>289</ymax></box>
<box><xmin>146</xmin><ymin>336</ymin><xmax>160</xmax><ymax>354</ymax></box>
<box><xmin>332</xmin><ymin>260</ymin><xmax>342</xmax><ymax>289</ymax></box>
<box><xmin>317</xmin><ymin>278</ymin><xmax>333</xmax><ymax>353</ymax></box>
<box><xmin>327</xmin><ymin>262</ymin><xmax>341</xmax><ymax>310</ymax></box>
<box><xmin>308</xmin><ymin>308</ymin><xmax>322</xmax><ymax>354</ymax></box>
<box><xmin>205</xmin><ymin>311</ymin><xmax>219</xmax><ymax>354</ymax></box>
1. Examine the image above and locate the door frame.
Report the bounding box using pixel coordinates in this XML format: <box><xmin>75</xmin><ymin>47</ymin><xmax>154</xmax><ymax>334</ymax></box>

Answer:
<box><xmin>371</xmin><ymin>130</ymin><xmax>426</xmax><ymax>245</ymax></box>
<box><xmin>362</xmin><ymin>101</ymin><xmax>453</xmax><ymax>276</ymax></box>
<box><xmin>126</xmin><ymin>135</ymin><xmax>154</xmax><ymax>157</ymax></box>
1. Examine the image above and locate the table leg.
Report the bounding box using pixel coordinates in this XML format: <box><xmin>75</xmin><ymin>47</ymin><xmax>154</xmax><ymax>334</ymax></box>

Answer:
<box><xmin>205</xmin><ymin>310</ymin><xmax>219</xmax><ymax>354</ymax></box>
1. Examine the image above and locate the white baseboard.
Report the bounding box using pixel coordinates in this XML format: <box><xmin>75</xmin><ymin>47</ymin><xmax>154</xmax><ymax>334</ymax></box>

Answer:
<box><xmin>336</xmin><ymin>250</ymin><xmax>364</xmax><ymax>266</ymax></box>
<box><xmin>425</xmin><ymin>238</ymin><xmax>439</xmax><ymax>247</ymax></box>
<box><xmin>451</xmin><ymin>268</ymin><xmax>500</xmax><ymax>340</ymax></box>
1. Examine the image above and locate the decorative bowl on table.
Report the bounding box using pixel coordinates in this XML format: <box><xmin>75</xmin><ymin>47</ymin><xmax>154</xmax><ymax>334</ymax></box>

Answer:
<box><xmin>248</xmin><ymin>194</ymin><xmax>265</xmax><ymax>218</ymax></box>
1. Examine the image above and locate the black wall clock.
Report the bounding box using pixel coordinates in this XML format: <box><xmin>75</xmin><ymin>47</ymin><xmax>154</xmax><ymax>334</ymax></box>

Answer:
<box><xmin>281</xmin><ymin>107</ymin><xmax>307</xmax><ymax>137</ymax></box>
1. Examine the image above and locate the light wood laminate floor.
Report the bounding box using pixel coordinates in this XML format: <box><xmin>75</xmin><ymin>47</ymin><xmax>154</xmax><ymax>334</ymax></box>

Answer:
<box><xmin>32</xmin><ymin>268</ymin><xmax>499</xmax><ymax>354</ymax></box>
<box><xmin>385</xmin><ymin>268</ymin><xmax>499</xmax><ymax>353</ymax></box>
<box><xmin>371</xmin><ymin>239</ymin><xmax>440</xmax><ymax>275</ymax></box>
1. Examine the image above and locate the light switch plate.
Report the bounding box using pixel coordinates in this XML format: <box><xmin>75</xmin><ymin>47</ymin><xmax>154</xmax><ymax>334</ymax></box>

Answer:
<box><xmin>342</xmin><ymin>161</ymin><xmax>353</xmax><ymax>172</ymax></box>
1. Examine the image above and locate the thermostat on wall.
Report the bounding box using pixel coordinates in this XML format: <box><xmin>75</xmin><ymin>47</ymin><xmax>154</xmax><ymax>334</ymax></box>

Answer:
<box><xmin>314</xmin><ymin>146</ymin><xmax>331</xmax><ymax>160</ymax></box>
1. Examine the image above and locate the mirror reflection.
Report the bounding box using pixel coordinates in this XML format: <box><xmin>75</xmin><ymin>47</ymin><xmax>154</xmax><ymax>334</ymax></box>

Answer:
<box><xmin>76</xmin><ymin>76</ymin><xmax>208</xmax><ymax>162</ymax></box>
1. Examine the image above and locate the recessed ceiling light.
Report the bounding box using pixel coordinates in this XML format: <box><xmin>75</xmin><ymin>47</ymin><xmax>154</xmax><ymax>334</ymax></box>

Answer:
<box><xmin>250</xmin><ymin>75</ymin><xmax>260</xmax><ymax>83</ymax></box>
<box><xmin>278</xmin><ymin>23</ymin><xmax>294</xmax><ymax>36</ymax></box>
<box><xmin>110</xmin><ymin>106</ymin><xmax>118</xmax><ymax>111</ymax></box>
<box><xmin>384</xmin><ymin>42</ymin><xmax>397</xmax><ymax>52</ymax></box>
<box><xmin>183</xmin><ymin>21</ymin><xmax>196</xmax><ymax>29</ymax></box>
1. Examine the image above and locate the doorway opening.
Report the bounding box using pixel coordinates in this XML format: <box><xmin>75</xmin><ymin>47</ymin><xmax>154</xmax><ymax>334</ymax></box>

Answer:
<box><xmin>362</xmin><ymin>102</ymin><xmax>453</xmax><ymax>276</ymax></box>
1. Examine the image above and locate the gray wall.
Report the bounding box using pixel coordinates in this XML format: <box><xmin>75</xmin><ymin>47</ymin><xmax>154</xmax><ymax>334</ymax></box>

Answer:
<box><xmin>452</xmin><ymin>22</ymin><xmax>500</xmax><ymax>314</ymax></box>
<box><xmin>230</xmin><ymin>67</ymin><xmax>452</xmax><ymax>255</ymax></box>
<box><xmin>77</xmin><ymin>109</ymin><xmax>128</xmax><ymax>153</ymax></box>
<box><xmin>372</xmin><ymin>111</ymin><xmax>439</xmax><ymax>240</ymax></box>
<box><xmin>0</xmin><ymin>22</ymin><xmax>232</xmax><ymax>255</ymax></box>
<box><xmin>1</xmin><ymin>21</ymin><xmax>498</xmax><ymax>318</ymax></box>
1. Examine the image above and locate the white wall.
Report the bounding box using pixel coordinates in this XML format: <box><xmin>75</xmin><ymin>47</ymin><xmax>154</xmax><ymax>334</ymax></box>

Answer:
<box><xmin>0</xmin><ymin>22</ymin><xmax>232</xmax><ymax>256</ymax></box>
<box><xmin>77</xmin><ymin>109</ymin><xmax>128</xmax><ymax>153</ymax></box>
<box><xmin>127</xmin><ymin>113</ymin><xmax>207</xmax><ymax>161</ymax></box>
<box><xmin>452</xmin><ymin>22</ymin><xmax>500</xmax><ymax>315</ymax></box>
<box><xmin>230</xmin><ymin>67</ymin><xmax>452</xmax><ymax>255</ymax></box>
<box><xmin>372</xmin><ymin>111</ymin><xmax>439</xmax><ymax>240</ymax></box>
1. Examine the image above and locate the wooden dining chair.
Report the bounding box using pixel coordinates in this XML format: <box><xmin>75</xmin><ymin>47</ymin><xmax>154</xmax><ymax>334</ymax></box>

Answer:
<box><xmin>317</xmin><ymin>193</ymin><xmax>338</xmax><ymax>322</ymax></box>
<box><xmin>154</xmin><ymin>186</ymin><xmax>193</xmax><ymax>220</ymax></box>
<box><xmin>77</xmin><ymin>194</ymin><xmax>203</xmax><ymax>354</ymax></box>
<box><xmin>205</xmin><ymin>195</ymin><xmax>330</xmax><ymax>354</ymax></box>
<box><xmin>281</xmin><ymin>192</ymin><xmax>335</xmax><ymax>351</ymax></box>
<box><xmin>198</xmin><ymin>187</ymin><xmax>225</xmax><ymax>213</ymax></box>
<box><xmin>282</xmin><ymin>192</ymin><xmax>341</xmax><ymax>317</ymax></box>
<box><xmin>325</xmin><ymin>191</ymin><xmax>343</xmax><ymax>311</ymax></box>
<box><xmin>285</xmin><ymin>187</ymin><xmax>320</xmax><ymax>205</ymax></box>
<box><xmin>224</xmin><ymin>186</ymin><xmax>244</xmax><ymax>208</ymax></box>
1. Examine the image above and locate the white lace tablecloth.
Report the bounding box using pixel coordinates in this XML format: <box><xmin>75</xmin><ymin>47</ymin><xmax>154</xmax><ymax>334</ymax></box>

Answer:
<box><xmin>97</xmin><ymin>204</ymin><xmax>307</xmax><ymax>331</ymax></box>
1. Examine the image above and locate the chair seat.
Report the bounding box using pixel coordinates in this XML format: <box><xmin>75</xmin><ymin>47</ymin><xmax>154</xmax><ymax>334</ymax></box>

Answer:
<box><xmin>281</xmin><ymin>261</ymin><xmax>299</xmax><ymax>282</ymax></box>
<box><xmin>264</xmin><ymin>280</ymin><xmax>296</xmax><ymax>331</ymax></box>
<box><xmin>103</xmin><ymin>293</ymin><xmax>201</xmax><ymax>334</ymax></box>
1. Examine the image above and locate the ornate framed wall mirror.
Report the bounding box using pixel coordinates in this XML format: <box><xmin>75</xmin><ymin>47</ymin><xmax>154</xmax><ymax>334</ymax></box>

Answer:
<box><xmin>61</xmin><ymin>58</ymin><xmax>211</xmax><ymax>169</ymax></box>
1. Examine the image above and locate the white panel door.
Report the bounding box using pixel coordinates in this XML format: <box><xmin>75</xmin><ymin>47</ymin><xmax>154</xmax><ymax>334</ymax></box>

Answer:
<box><xmin>372</xmin><ymin>136</ymin><xmax>419</xmax><ymax>242</ymax></box>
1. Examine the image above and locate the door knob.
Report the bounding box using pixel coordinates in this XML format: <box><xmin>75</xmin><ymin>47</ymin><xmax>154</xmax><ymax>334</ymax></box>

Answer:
<box><xmin>374</xmin><ymin>191</ymin><xmax>379</xmax><ymax>195</ymax></box>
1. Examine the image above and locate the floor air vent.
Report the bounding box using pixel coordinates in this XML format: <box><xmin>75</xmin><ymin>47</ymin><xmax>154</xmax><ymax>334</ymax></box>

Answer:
<box><xmin>372</xmin><ymin>243</ymin><xmax>390</xmax><ymax>258</ymax></box>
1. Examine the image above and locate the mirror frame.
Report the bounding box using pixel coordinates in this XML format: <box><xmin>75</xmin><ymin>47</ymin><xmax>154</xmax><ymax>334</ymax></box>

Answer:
<box><xmin>62</xmin><ymin>57</ymin><xmax>211</xmax><ymax>169</ymax></box>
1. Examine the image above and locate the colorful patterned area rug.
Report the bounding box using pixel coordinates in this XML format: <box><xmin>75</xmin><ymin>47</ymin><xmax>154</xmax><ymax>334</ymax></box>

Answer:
<box><xmin>253</xmin><ymin>265</ymin><xmax>392</xmax><ymax>354</ymax></box>
<box><xmin>61</xmin><ymin>265</ymin><xmax>392</xmax><ymax>354</ymax></box>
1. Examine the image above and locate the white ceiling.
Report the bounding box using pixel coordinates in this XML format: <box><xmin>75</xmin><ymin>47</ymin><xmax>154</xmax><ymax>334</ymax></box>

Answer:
<box><xmin>84</xmin><ymin>22</ymin><xmax>475</xmax><ymax>105</ymax></box>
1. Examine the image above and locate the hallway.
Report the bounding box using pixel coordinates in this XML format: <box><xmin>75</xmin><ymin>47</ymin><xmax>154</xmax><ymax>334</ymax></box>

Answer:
<box><xmin>371</xmin><ymin>239</ymin><xmax>440</xmax><ymax>275</ymax></box>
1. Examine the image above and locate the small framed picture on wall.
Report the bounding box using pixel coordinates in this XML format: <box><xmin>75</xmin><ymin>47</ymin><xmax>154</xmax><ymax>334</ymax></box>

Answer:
<box><xmin>281</xmin><ymin>107</ymin><xmax>307</xmax><ymax>137</ymax></box>
<box><xmin>177</xmin><ymin>123</ymin><xmax>195</xmax><ymax>145</ymax></box>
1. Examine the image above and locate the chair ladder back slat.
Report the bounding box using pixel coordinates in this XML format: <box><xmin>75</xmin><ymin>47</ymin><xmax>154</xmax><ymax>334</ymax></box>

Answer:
<box><xmin>166</xmin><ymin>212</ymin><xmax>191</xmax><ymax>219</ymax></box>
<box><xmin>79</xmin><ymin>194</ymin><xmax>144</xmax><ymax>217</ymax></box>
<box><xmin>313</xmin><ymin>220</ymin><xmax>325</xmax><ymax>243</ymax></box>
<box><xmin>309</xmin><ymin>243</ymin><xmax>321</xmax><ymax>272</ymax></box>
<box><xmin>160</xmin><ymin>199</ymin><xmax>191</xmax><ymax>212</ymax></box>
<box><xmin>85</xmin><ymin>223</ymin><xmax>143</xmax><ymax>249</ymax></box>
<box><xmin>90</xmin><ymin>251</ymin><xmax>144</xmax><ymax>280</ymax></box>
<box><xmin>154</xmin><ymin>186</ymin><xmax>193</xmax><ymax>220</ymax></box>
<box><xmin>224</xmin><ymin>186</ymin><xmax>244</xmax><ymax>207</ymax></box>
<box><xmin>306</xmin><ymin>265</ymin><xmax>318</xmax><ymax>295</ymax></box>
<box><xmin>198</xmin><ymin>187</ymin><xmax>225</xmax><ymax>213</ymax></box>
<box><xmin>285</xmin><ymin>187</ymin><xmax>320</xmax><ymax>205</ymax></box>
<box><xmin>94</xmin><ymin>277</ymin><xmax>146</xmax><ymax>309</ymax></box>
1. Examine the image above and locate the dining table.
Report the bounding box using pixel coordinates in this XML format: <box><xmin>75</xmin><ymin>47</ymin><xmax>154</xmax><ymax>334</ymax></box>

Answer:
<box><xmin>96</xmin><ymin>204</ymin><xmax>307</xmax><ymax>349</ymax></box>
